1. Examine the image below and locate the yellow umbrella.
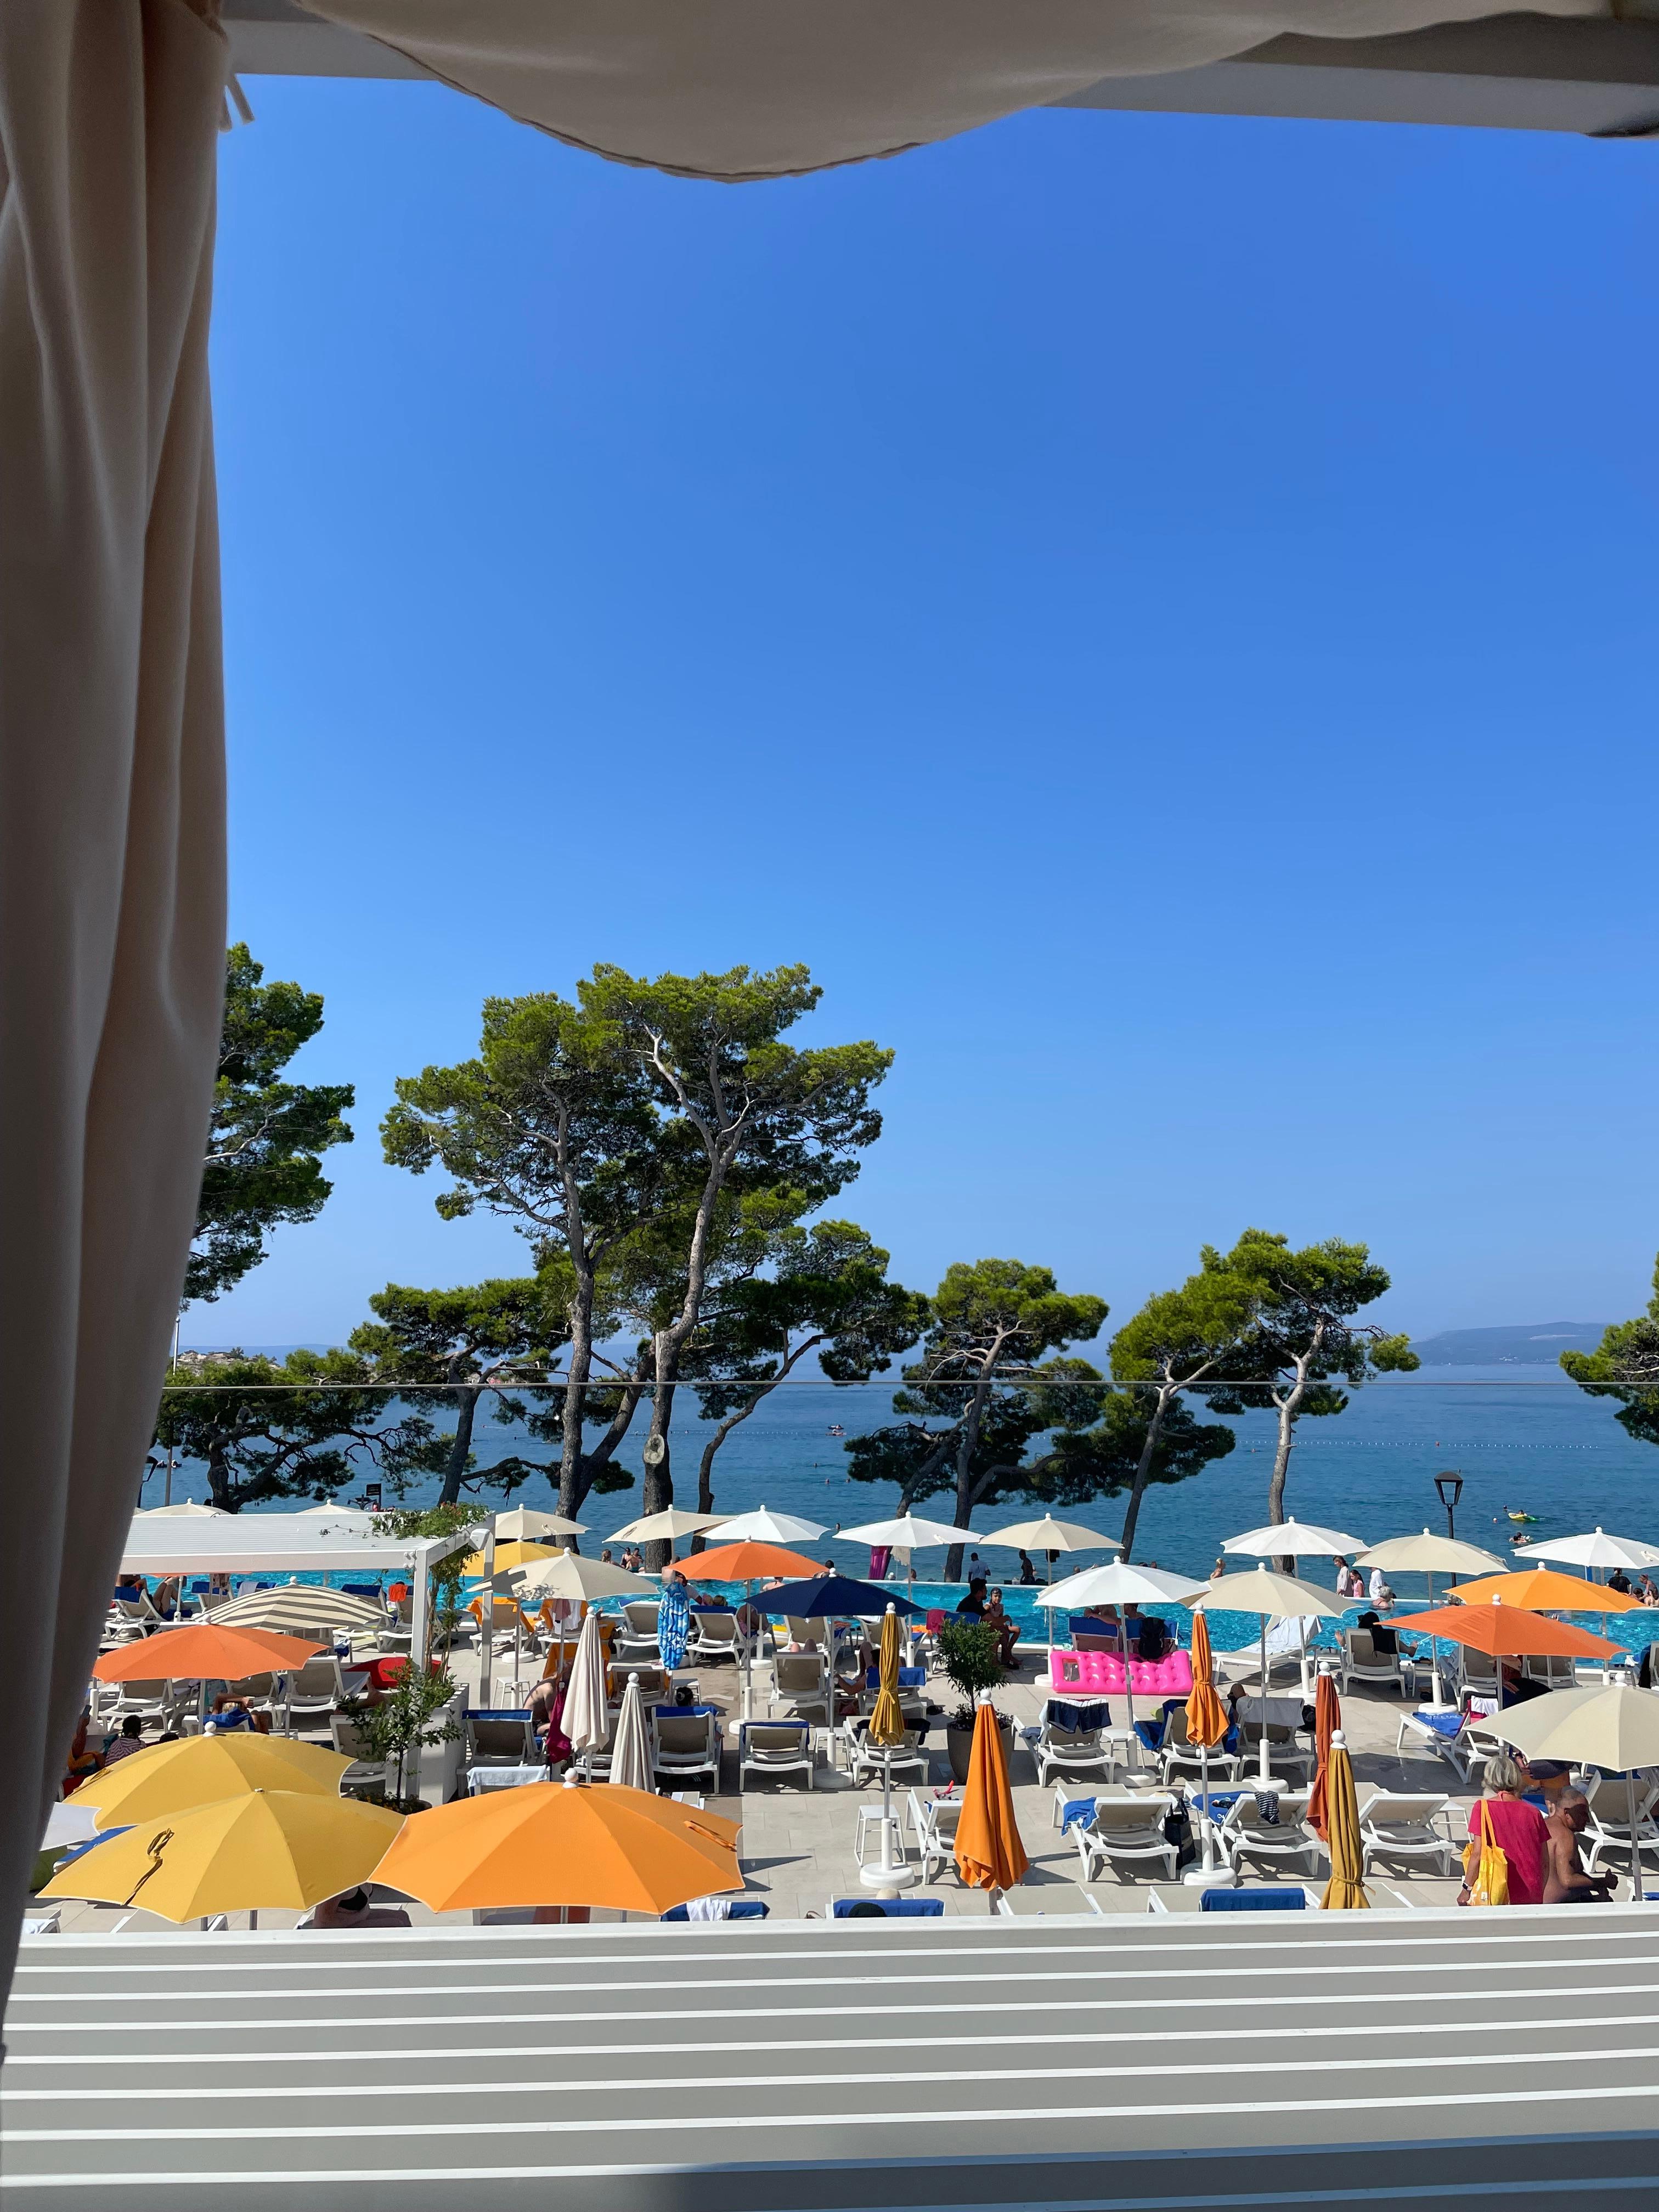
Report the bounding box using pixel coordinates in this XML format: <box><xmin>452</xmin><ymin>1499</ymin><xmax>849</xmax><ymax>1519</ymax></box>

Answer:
<box><xmin>1183</xmin><ymin>1613</ymin><xmax>1230</xmax><ymax>1879</ymax></box>
<box><xmin>1318</xmin><ymin>1731</ymin><xmax>1369</xmax><ymax>1911</ymax></box>
<box><xmin>860</xmin><ymin>1605</ymin><xmax>910</xmax><ymax>1891</ymax></box>
<box><xmin>954</xmin><ymin>1698</ymin><xmax>1029</xmax><ymax>1901</ymax></box>
<box><xmin>41</xmin><ymin>1790</ymin><xmax>402</xmax><ymax>1925</ymax></box>
<box><xmin>65</xmin><ymin>1734</ymin><xmax>354</xmax><ymax>1828</ymax></box>
<box><xmin>461</xmin><ymin>1539</ymin><xmax>564</xmax><ymax>1581</ymax></box>
<box><xmin>371</xmin><ymin>1773</ymin><xmax>742</xmax><ymax>1915</ymax></box>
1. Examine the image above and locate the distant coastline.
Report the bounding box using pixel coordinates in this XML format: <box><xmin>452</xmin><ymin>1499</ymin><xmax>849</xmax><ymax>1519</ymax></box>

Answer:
<box><xmin>1408</xmin><ymin>1321</ymin><xmax>1609</xmax><ymax>1365</ymax></box>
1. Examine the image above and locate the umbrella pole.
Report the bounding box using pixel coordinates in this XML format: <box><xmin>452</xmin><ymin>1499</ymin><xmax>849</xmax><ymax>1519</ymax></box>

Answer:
<box><xmin>1631</xmin><ymin>1769</ymin><xmax>1643</xmax><ymax>1904</ymax></box>
<box><xmin>1259</xmin><ymin>1617</ymin><xmax>1272</xmax><ymax>1786</ymax></box>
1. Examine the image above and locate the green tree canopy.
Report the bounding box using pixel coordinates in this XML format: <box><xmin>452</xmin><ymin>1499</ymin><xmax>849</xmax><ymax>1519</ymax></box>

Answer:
<box><xmin>1560</xmin><ymin>1255</ymin><xmax>1659</xmax><ymax>1448</ymax></box>
<box><xmin>846</xmin><ymin>1257</ymin><xmax>1108</xmax><ymax>1578</ymax></box>
<box><xmin>579</xmin><ymin>963</ymin><xmax>892</xmax><ymax>1555</ymax></box>
<box><xmin>152</xmin><ymin>1349</ymin><xmax>443</xmax><ymax>1513</ymax></box>
<box><xmin>348</xmin><ymin>1278</ymin><xmax>563</xmax><ymax>1506</ymax></box>
<box><xmin>1108</xmin><ymin>1256</ymin><xmax>1263</xmax><ymax>1559</ymax></box>
<box><xmin>683</xmin><ymin>1218</ymin><xmax>927</xmax><ymax>1521</ymax></box>
<box><xmin>1201</xmin><ymin>1229</ymin><xmax>1418</xmax><ymax>1546</ymax></box>
<box><xmin>381</xmin><ymin>991</ymin><xmax>669</xmax><ymax>1519</ymax></box>
<box><xmin>187</xmin><ymin>944</ymin><xmax>354</xmax><ymax>1305</ymax></box>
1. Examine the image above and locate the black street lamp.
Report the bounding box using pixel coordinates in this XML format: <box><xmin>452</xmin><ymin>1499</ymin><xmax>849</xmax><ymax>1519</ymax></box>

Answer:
<box><xmin>1434</xmin><ymin>1470</ymin><xmax>1464</xmax><ymax>1543</ymax></box>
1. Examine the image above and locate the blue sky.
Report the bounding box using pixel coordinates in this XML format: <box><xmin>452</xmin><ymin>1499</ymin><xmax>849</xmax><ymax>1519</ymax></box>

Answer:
<box><xmin>201</xmin><ymin>78</ymin><xmax>1659</xmax><ymax>1352</ymax></box>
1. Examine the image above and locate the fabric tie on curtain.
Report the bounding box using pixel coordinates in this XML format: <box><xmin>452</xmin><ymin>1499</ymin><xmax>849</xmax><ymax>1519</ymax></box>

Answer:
<box><xmin>0</xmin><ymin>0</ymin><xmax>228</xmax><ymax>2016</ymax></box>
<box><xmin>300</xmin><ymin>0</ymin><xmax>1610</xmax><ymax>182</ymax></box>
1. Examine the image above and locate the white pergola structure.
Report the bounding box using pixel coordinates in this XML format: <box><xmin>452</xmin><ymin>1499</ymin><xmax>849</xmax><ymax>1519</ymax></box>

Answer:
<box><xmin>117</xmin><ymin>1509</ymin><xmax>478</xmax><ymax>1677</ymax></box>
<box><xmin>3</xmin><ymin>0</ymin><xmax>1656</xmax><ymax>2019</ymax></box>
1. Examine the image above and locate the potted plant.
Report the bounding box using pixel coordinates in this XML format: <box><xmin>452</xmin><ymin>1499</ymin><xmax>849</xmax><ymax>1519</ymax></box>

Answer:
<box><xmin>337</xmin><ymin>1657</ymin><xmax>461</xmax><ymax>1813</ymax></box>
<box><xmin>939</xmin><ymin>1619</ymin><xmax>1015</xmax><ymax>1784</ymax></box>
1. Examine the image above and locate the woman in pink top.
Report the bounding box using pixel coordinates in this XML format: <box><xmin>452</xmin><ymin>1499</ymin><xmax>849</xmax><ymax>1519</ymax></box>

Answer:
<box><xmin>1459</xmin><ymin>1753</ymin><xmax>1550</xmax><ymax>1906</ymax></box>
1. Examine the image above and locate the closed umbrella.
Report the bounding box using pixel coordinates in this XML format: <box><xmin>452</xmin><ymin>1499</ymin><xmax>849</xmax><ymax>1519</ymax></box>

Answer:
<box><xmin>608</xmin><ymin>1508</ymin><xmax>727</xmax><ymax>1544</ymax></box>
<box><xmin>699</xmin><ymin>1504</ymin><xmax>824</xmax><ymax>1544</ymax></box>
<box><xmin>1184</xmin><ymin>1613</ymin><xmax>1230</xmax><ymax>1881</ymax></box>
<box><xmin>953</xmin><ymin>1696</ymin><xmax>1028</xmax><ymax>1906</ymax></box>
<box><xmin>860</xmin><ymin>1605</ymin><xmax>913</xmax><ymax>1892</ymax></box>
<box><xmin>564</xmin><ymin>1610</ymin><xmax>611</xmax><ymax>1778</ymax></box>
<box><xmin>372</xmin><ymin>1771</ymin><xmax>742</xmax><ymax>1916</ymax></box>
<box><xmin>1318</xmin><ymin>1731</ymin><xmax>1369</xmax><ymax>1911</ymax></box>
<box><xmin>1191</xmin><ymin>1566</ymin><xmax>1347</xmax><ymax>1782</ymax></box>
<box><xmin>609</xmin><ymin>1671</ymin><xmax>652</xmax><ymax>1793</ymax></box>
<box><xmin>1474</xmin><ymin>1680</ymin><xmax>1659</xmax><ymax>1900</ymax></box>
<box><xmin>1305</xmin><ymin>1670</ymin><xmax>1339</xmax><ymax>1841</ymax></box>
<box><xmin>40</xmin><ymin>1790</ymin><xmax>402</xmax><ymax>1927</ymax></box>
<box><xmin>65</xmin><ymin>1734</ymin><xmax>354</xmax><ymax>1828</ymax></box>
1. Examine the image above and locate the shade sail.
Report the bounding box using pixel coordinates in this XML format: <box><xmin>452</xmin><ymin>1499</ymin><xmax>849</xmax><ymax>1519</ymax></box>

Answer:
<box><xmin>299</xmin><ymin>1</ymin><xmax>1611</xmax><ymax>182</ymax></box>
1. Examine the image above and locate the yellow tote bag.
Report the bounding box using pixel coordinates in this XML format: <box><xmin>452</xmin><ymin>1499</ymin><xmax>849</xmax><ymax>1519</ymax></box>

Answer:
<box><xmin>1463</xmin><ymin>1799</ymin><xmax>1510</xmax><ymax>1906</ymax></box>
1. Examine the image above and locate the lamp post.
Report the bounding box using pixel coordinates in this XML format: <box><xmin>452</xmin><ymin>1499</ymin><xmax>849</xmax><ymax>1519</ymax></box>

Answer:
<box><xmin>1434</xmin><ymin>1470</ymin><xmax>1464</xmax><ymax>1547</ymax></box>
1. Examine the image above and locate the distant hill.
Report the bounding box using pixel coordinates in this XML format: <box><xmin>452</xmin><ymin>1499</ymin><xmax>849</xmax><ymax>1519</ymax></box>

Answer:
<box><xmin>1410</xmin><ymin>1322</ymin><xmax>1610</xmax><ymax>1366</ymax></box>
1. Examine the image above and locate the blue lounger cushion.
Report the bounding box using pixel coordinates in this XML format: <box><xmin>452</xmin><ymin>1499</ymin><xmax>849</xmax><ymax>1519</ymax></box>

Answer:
<box><xmin>1201</xmin><ymin>1886</ymin><xmax>1306</xmax><ymax>1911</ymax></box>
<box><xmin>661</xmin><ymin>1899</ymin><xmax>769</xmax><ymax>1921</ymax></box>
<box><xmin>832</xmin><ymin>1897</ymin><xmax>945</xmax><ymax>1918</ymax></box>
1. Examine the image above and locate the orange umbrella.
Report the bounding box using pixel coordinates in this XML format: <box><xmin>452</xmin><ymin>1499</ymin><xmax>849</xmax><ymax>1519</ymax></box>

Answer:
<box><xmin>675</xmin><ymin>1542</ymin><xmax>823</xmax><ymax>1582</ymax></box>
<box><xmin>1379</xmin><ymin>1601</ymin><xmax>1621</xmax><ymax>1661</ymax></box>
<box><xmin>1306</xmin><ymin>1671</ymin><xmax>1339</xmax><ymax>1841</ymax></box>
<box><xmin>953</xmin><ymin>1700</ymin><xmax>1028</xmax><ymax>1897</ymax></box>
<box><xmin>92</xmin><ymin>1622</ymin><xmax>321</xmax><ymax>1681</ymax></box>
<box><xmin>1452</xmin><ymin>1567</ymin><xmax>1641</xmax><ymax>1615</ymax></box>
<box><xmin>372</xmin><ymin>1775</ymin><xmax>743</xmax><ymax>1915</ymax></box>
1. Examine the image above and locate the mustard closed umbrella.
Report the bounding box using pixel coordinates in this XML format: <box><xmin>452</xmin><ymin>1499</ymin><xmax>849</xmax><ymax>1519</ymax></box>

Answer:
<box><xmin>40</xmin><ymin>1790</ymin><xmax>402</xmax><ymax>1927</ymax></box>
<box><xmin>65</xmin><ymin>1734</ymin><xmax>355</xmax><ymax>1829</ymax></box>
<box><xmin>1318</xmin><ymin>1730</ymin><xmax>1369</xmax><ymax>1911</ymax></box>
<box><xmin>860</xmin><ymin>1605</ymin><xmax>914</xmax><ymax>1892</ymax></box>
<box><xmin>1183</xmin><ymin>1613</ymin><xmax>1231</xmax><ymax>1882</ymax></box>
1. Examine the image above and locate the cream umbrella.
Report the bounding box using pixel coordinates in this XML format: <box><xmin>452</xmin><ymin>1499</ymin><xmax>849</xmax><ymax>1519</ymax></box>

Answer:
<box><xmin>607</xmin><ymin>1507</ymin><xmax>727</xmax><ymax>1544</ymax></box>
<box><xmin>1034</xmin><ymin>1562</ymin><xmax>1207</xmax><ymax>1744</ymax></box>
<box><xmin>1190</xmin><ymin>1566</ymin><xmax>1348</xmax><ymax>1784</ymax></box>
<box><xmin>511</xmin><ymin>1554</ymin><xmax>657</xmax><ymax>1604</ymax></box>
<box><xmin>1223</xmin><ymin>1519</ymin><xmax>1369</xmax><ymax>1559</ymax></box>
<box><xmin>609</xmin><ymin>1671</ymin><xmax>653</xmax><ymax>1793</ymax></box>
<box><xmin>839</xmin><ymin>1512</ymin><xmax>972</xmax><ymax>1550</ymax></box>
<box><xmin>1352</xmin><ymin>1529</ymin><xmax>1509</xmax><ymax>1706</ymax></box>
<box><xmin>1484</xmin><ymin>1682</ymin><xmax>1659</xmax><ymax>1899</ymax></box>
<box><xmin>1512</xmin><ymin>1527</ymin><xmax>1659</xmax><ymax>1576</ymax></box>
<box><xmin>981</xmin><ymin>1519</ymin><xmax>1122</xmax><ymax>1657</ymax></box>
<box><xmin>490</xmin><ymin>1506</ymin><xmax>589</xmax><ymax>1543</ymax></box>
<box><xmin>703</xmin><ymin>1504</ymin><xmax>825</xmax><ymax>1543</ymax></box>
<box><xmin>563</xmin><ymin>1610</ymin><xmax>611</xmax><ymax>1779</ymax></box>
<box><xmin>134</xmin><ymin>1500</ymin><xmax>226</xmax><ymax>1517</ymax></box>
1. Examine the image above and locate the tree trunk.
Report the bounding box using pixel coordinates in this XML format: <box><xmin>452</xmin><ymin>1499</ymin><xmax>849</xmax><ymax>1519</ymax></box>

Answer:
<box><xmin>1117</xmin><ymin>1384</ymin><xmax>1173</xmax><ymax>1563</ymax></box>
<box><xmin>639</xmin><ymin>1334</ymin><xmax>676</xmax><ymax>1573</ymax></box>
<box><xmin>555</xmin><ymin>1268</ymin><xmax>595</xmax><ymax>1523</ymax></box>
<box><xmin>438</xmin><ymin>1387</ymin><xmax>479</xmax><ymax>1506</ymax></box>
<box><xmin>945</xmin><ymin>1372</ymin><xmax>994</xmax><ymax>1582</ymax></box>
<box><xmin>207</xmin><ymin>1442</ymin><xmax>233</xmax><ymax>1511</ymax></box>
<box><xmin>1267</xmin><ymin>1354</ymin><xmax>1311</xmax><ymax>1572</ymax></box>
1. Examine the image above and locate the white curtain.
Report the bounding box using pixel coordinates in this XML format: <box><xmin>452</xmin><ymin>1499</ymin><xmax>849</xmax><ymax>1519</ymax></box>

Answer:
<box><xmin>0</xmin><ymin>0</ymin><xmax>227</xmax><ymax>2000</ymax></box>
<box><xmin>306</xmin><ymin>0</ymin><xmax>1608</xmax><ymax>181</ymax></box>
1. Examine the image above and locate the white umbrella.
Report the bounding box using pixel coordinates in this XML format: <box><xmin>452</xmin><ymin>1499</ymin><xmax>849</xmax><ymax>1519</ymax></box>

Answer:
<box><xmin>839</xmin><ymin>1513</ymin><xmax>972</xmax><ymax>1549</ymax></box>
<box><xmin>983</xmin><ymin>1520</ymin><xmax>1122</xmax><ymax>1656</ymax></box>
<box><xmin>609</xmin><ymin>1669</ymin><xmax>653</xmax><ymax>1793</ymax></box>
<box><xmin>1191</xmin><ymin>1565</ymin><xmax>1347</xmax><ymax>1783</ymax></box>
<box><xmin>134</xmin><ymin>1500</ymin><xmax>226</xmax><ymax>1517</ymax></box>
<box><xmin>607</xmin><ymin>1507</ymin><xmax>727</xmax><ymax>1544</ymax></box>
<box><xmin>1352</xmin><ymin>1529</ymin><xmax>1508</xmax><ymax>1705</ymax></box>
<box><xmin>704</xmin><ymin>1504</ymin><xmax>825</xmax><ymax>1543</ymax></box>
<box><xmin>1034</xmin><ymin>1562</ymin><xmax>1208</xmax><ymax>1745</ymax></box>
<box><xmin>563</xmin><ymin>1610</ymin><xmax>611</xmax><ymax>1776</ymax></box>
<box><xmin>512</xmin><ymin>1554</ymin><xmax>657</xmax><ymax>1604</ymax></box>
<box><xmin>1482</xmin><ymin>1682</ymin><xmax>1659</xmax><ymax>1899</ymax></box>
<box><xmin>490</xmin><ymin>1506</ymin><xmax>589</xmax><ymax>1542</ymax></box>
<box><xmin>40</xmin><ymin>1801</ymin><xmax>101</xmax><ymax>1852</ymax></box>
<box><xmin>1512</xmin><ymin>1527</ymin><xmax>1659</xmax><ymax>1575</ymax></box>
<box><xmin>1223</xmin><ymin>1519</ymin><xmax>1368</xmax><ymax>1559</ymax></box>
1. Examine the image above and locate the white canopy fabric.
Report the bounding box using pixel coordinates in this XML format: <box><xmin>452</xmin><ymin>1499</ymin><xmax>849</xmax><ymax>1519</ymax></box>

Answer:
<box><xmin>1223</xmin><ymin>1520</ymin><xmax>1369</xmax><ymax>1558</ymax></box>
<box><xmin>301</xmin><ymin>0</ymin><xmax>1607</xmax><ymax>182</ymax></box>
<box><xmin>606</xmin><ymin>1508</ymin><xmax>724</xmax><ymax>1544</ymax></box>
<box><xmin>608</xmin><ymin>1672</ymin><xmax>653</xmax><ymax>1794</ymax></box>
<box><xmin>839</xmin><ymin>1514</ymin><xmax>972</xmax><ymax>1550</ymax></box>
<box><xmin>489</xmin><ymin>1507</ymin><xmax>589</xmax><ymax>1542</ymax></box>
<box><xmin>136</xmin><ymin>1500</ymin><xmax>229</xmax><ymax>1519</ymax></box>
<box><xmin>1354</xmin><ymin>1529</ymin><xmax>1508</xmax><ymax>1576</ymax></box>
<box><xmin>697</xmin><ymin>1505</ymin><xmax>823</xmax><ymax>1543</ymax></box>
<box><xmin>1512</xmin><ymin>1529</ymin><xmax>1659</xmax><ymax>1572</ymax></box>
<box><xmin>980</xmin><ymin>1518</ymin><xmax>1121</xmax><ymax>1554</ymax></box>
<box><xmin>512</xmin><ymin>1554</ymin><xmax>657</xmax><ymax>1604</ymax></box>
<box><xmin>207</xmin><ymin>1585</ymin><xmax>389</xmax><ymax>1632</ymax></box>
<box><xmin>564</xmin><ymin>1611</ymin><xmax>610</xmax><ymax>1762</ymax></box>
<box><xmin>117</xmin><ymin>1510</ymin><xmax>449</xmax><ymax>1576</ymax></box>
<box><xmin>1034</xmin><ymin>1562</ymin><xmax>1209</xmax><ymax>1612</ymax></box>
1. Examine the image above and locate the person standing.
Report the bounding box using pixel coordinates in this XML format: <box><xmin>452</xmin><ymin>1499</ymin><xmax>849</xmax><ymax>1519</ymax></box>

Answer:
<box><xmin>1459</xmin><ymin>1754</ymin><xmax>1549</xmax><ymax>1906</ymax></box>
<box><xmin>657</xmin><ymin>1566</ymin><xmax>691</xmax><ymax>1672</ymax></box>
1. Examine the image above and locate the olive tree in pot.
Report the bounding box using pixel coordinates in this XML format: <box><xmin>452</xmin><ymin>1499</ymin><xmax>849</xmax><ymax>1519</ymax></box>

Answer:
<box><xmin>939</xmin><ymin>1619</ymin><xmax>1015</xmax><ymax>1785</ymax></box>
<box><xmin>337</xmin><ymin>1658</ymin><xmax>461</xmax><ymax>1813</ymax></box>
